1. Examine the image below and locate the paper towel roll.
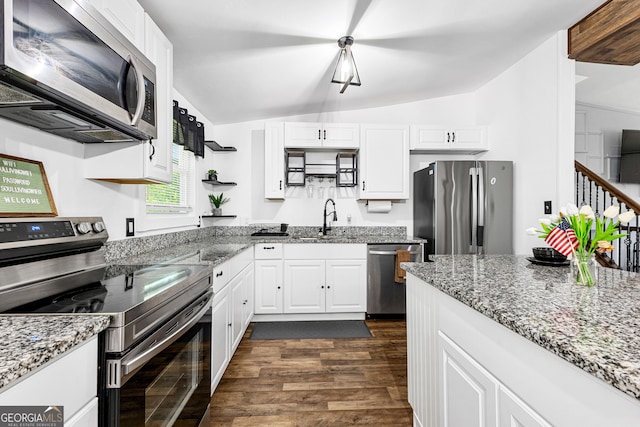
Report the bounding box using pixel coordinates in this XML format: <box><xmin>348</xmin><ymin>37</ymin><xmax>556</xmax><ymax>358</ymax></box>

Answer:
<box><xmin>367</xmin><ymin>200</ymin><xmax>392</xmax><ymax>213</ymax></box>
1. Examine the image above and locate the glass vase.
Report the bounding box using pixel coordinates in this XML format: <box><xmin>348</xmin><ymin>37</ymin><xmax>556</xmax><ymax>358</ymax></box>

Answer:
<box><xmin>571</xmin><ymin>252</ymin><xmax>597</xmax><ymax>286</ymax></box>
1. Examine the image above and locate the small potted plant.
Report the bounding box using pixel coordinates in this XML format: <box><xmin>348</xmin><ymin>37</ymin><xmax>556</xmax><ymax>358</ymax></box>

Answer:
<box><xmin>207</xmin><ymin>169</ymin><xmax>218</xmax><ymax>181</ymax></box>
<box><xmin>208</xmin><ymin>193</ymin><xmax>229</xmax><ymax>216</ymax></box>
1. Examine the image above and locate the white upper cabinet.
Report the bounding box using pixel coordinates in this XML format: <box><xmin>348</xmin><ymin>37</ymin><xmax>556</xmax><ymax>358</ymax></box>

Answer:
<box><xmin>83</xmin><ymin>10</ymin><xmax>174</xmax><ymax>184</ymax></box>
<box><xmin>410</xmin><ymin>125</ymin><xmax>487</xmax><ymax>153</ymax></box>
<box><xmin>284</xmin><ymin>122</ymin><xmax>359</xmax><ymax>149</ymax></box>
<box><xmin>264</xmin><ymin>122</ymin><xmax>286</xmax><ymax>199</ymax></box>
<box><xmin>86</xmin><ymin>0</ymin><xmax>145</xmax><ymax>51</ymax></box>
<box><xmin>359</xmin><ymin>124</ymin><xmax>410</xmax><ymax>200</ymax></box>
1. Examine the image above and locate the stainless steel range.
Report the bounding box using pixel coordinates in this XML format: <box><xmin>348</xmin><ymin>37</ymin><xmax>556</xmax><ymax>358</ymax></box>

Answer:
<box><xmin>0</xmin><ymin>217</ymin><xmax>212</xmax><ymax>427</ymax></box>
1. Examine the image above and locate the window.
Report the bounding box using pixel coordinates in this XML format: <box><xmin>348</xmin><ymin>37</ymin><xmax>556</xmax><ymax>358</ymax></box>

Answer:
<box><xmin>146</xmin><ymin>144</ymin><xmax>194</xmax><ymax>214</ymax></box>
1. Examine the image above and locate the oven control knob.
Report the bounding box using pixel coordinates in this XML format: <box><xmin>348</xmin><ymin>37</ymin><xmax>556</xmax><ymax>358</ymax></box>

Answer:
<box><xmin>92</xmin><ymin>221</ymin><xmax>106</xmax><ymax>233</ymax></box>
<box><xmin>76</xmin><ymin>222</ymin><xmax>92</xmax><ymax>235</ymax></box>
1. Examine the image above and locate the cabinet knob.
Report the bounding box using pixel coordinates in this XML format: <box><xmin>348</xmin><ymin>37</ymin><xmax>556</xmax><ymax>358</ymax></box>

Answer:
<box><xmin>447</xmin><ymin>132</ymin><xmax>450</xmax><ymax>143</ymax></box>
<box><xmin>264</xmin><ymin>246</ymin><xmax>275</xmax><ymax>250</ymax></box>
<box><xmin>243</xmin><ymin>300</ymin><xmax>247</xmax><ymax>305</ymax></box>
<box><xmin>216</xmin><ymin>271</ymin><xmax>223</xmax><ymax>277</ymax></box>
<box><xmin>228</xmin><ymin>323</ymin><xmax>232</xmax><ymax>327</ymax></box>
<box><xmin>323</xmin><ymin>129</ymin><xmax>326</xmax><ymax>140</ymax></box>
<box><xmin>362</xmin><ymin>181</ymin><xmax>366</xmax><ymax>191</ymax></box>
<box><xmin>279</xmin><ymin>180</ymin><xmax>282</xmax><ymax>190</ymax></box>
<box><xmin>327</xmin><ymin>285</ymin><xmax>331</xmax><ymax>289</ymax></box>
<box><xmin>321</xmin><ymin>285</ymin><xmax>324</xmax><ymax>289</ymax></box>
<box><xmin>452</xmin><ymin>132</ymin><xmax>456</xmax><ymax>143</ymax></box>
<box><xmin>277</xmin><ymin>286</ymin><xmax>281</xmax><ymax>289</ymax></box>
<box><xmin>318</xmin><ymin>129</ymin><xmax>321</xmax><ymax>140</ymax></box>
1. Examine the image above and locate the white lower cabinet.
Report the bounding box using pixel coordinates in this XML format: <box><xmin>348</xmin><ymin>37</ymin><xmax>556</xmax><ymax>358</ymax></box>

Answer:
<box><xmin>211</xmin><ymin>254</ymin><xmax>254</xmax><ymax>394</ymax></box>
<box><xmin>255</xmin><ymin>244</ymin><xmax>367</xmax><ymax>317</ymax></box>
<box><xmin>406</xmin><ymin>273</ymin><xmax>640</xmax><ymax>427</ymax></box>
<box><xmin>254</xmin><ymin>260</ymin><xmax>284</xmax><ymax>314</ymax></box>
<box><xmin>283</xmin><ymin>260</ymin><xmax>326</xmax><ymax>313</ymax></box>
<box><xmin>0</xmin><ymin>336</ymin><xmax>98</xmax><ymax>426</ymax></box>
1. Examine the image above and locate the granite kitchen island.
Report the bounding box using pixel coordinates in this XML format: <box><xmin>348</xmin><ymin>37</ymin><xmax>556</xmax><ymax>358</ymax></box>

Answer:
<box><xmin>403</xmin><ymin>255</ymin><xmax>640</xmax><ymax>427</ymax></box>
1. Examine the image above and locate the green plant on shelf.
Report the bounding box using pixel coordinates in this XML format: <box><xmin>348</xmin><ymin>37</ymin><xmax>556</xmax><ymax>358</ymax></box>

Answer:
<box><xmin>208</xmin><ymin>193</ymin><xmax>229</xmax><ymax>208</ymax></box>
<box><xmin>207</xmin><ymin>169</ymin><xmax>218</xmax><ymax>180</ymax></box>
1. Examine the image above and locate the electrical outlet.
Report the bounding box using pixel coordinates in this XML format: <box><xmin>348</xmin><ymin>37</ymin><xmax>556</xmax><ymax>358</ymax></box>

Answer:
<box><xmin>544</xmin><ymin>201</ymin><xmax>552</xmax><ymax>215</ymax></box>
<box><xmin>126</xmin><ymin>218</ymin><xmax>135</xmax><ymax>236</ymax></box>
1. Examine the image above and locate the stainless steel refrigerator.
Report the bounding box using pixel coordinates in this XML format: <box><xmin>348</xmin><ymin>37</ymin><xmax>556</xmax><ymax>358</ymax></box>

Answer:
<box><xmin>413</xmin><ymin>161</ymin><xmax>513</xmax><ymax>256</ymax></box>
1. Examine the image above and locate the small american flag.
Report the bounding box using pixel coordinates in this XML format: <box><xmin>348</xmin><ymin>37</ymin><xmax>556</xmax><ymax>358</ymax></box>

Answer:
<box><xmin>544</xmin><ymin>218</ymin><xmax>579</xmax><ymax>256</ymax></box>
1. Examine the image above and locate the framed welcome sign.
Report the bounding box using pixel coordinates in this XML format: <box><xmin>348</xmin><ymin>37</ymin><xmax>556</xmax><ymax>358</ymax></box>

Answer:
<box><xmin>0</xmin><ymin>154</ymin><xmax>58</xmax><ymax>217</ymax></box>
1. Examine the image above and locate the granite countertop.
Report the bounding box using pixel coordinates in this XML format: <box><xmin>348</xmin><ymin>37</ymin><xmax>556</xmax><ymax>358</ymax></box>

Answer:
<box><xmin>0</xmin><ymin>315</ymin><xmax>111</xmax><ymax>390</ymax></box>
<box><xmin>403</xmin><ymin>255</ymin><xmax>640</xmax><ymax>400</ymax></box>
<box><xmin>112</xmin><ymin>234</ymin><xmax>424</xmax><ymax>266</ymax></box>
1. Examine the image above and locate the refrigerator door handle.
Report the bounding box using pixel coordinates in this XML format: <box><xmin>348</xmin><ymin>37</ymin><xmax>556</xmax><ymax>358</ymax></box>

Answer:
<box><xmin>477</xmin><ymin>166</ymin><xmax>485</xmax><ymax>252</ymax></box>
<box><xmin>469</xmin><ymin>167</ymin><xmax>477</xmax><ymax>251</ymax></box>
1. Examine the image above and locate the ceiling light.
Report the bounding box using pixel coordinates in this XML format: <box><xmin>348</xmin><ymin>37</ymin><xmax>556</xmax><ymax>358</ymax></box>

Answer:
<box><xmin>331</xmin><ymin>36</ymin><xmax>361</xmax><ymax>93</ymax></box>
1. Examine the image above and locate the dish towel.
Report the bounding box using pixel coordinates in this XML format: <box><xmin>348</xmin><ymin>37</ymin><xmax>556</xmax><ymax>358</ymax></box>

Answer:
<box><xmin>395</xmin><ymin>249</ymin><xmax>411</xmax><ymax>283</ymax></box>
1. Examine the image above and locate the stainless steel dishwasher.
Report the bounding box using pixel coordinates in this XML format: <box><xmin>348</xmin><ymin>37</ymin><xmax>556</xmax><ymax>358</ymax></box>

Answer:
<box><xmin>367</xmin><ymin>243</ymin><xmax>423</xmax><ymax>318</ymax></box>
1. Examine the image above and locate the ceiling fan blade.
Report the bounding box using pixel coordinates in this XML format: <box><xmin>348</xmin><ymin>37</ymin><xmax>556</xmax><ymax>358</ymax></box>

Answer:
<box><xmin>346</xmin><ymin>0</ymin><xmax>374</xmax><ymax>36</ymax></box>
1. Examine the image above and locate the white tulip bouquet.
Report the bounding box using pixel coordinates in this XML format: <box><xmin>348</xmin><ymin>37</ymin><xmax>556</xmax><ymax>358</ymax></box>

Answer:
<box><xmin>527</xmin><ymin>203</ymin><xmax>634</xmax><ymax>285</ymax></box>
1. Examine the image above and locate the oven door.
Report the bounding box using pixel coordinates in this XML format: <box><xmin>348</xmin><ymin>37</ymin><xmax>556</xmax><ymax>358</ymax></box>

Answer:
<box><xmin>103</xmin><ymin>290</ymin><xmax>212</xmax><ymax>427</ymax></box>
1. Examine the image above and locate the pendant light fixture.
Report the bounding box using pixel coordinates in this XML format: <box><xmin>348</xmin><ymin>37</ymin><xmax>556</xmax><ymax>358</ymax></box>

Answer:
<box><xmin>331</xmin><ymin>36</ymin><xmax>361</xmax><ymax>93</ymax></box>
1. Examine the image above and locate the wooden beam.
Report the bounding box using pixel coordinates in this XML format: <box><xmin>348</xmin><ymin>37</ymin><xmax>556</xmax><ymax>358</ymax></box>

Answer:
<box><xmin>569</xmin><ymin>0</ymin><xmax>640</xmax><ymax>65</ymax></box>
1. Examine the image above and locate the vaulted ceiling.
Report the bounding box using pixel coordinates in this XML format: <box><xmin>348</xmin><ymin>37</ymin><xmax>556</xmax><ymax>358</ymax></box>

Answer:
<box><xmin>139</xmin><ymin>0</ymin><xmax>606</xmax><ymax>125</ymax></box>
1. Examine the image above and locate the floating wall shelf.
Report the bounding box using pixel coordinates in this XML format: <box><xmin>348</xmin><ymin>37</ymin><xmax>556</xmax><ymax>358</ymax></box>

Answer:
<box><xmin>202</xmin><ymin>179</ymin><xmax>237</xmax><ymax>186</ymax></box>
<box><xmin>204</xmin><ymin>140</ymin><xmax>237</xmax><ymax>151</ymax></box>
<box><xmin>201</xmin><ymin>215</ymin><xmax>237</xmax><ymax>218</ymax></box>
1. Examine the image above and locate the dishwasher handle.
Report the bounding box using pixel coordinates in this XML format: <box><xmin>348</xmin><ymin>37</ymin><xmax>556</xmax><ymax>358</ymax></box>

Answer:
<box><xmin>368</xmin><ymin>250</ymin><xmax>420</xmax><ymax>256</ymax></box>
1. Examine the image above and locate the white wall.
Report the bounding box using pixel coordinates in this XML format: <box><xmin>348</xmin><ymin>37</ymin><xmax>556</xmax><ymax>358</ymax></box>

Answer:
<box><xmin>575</xmin><ymin>102</ymin><xmax>640</xmax><ymax>202</ymax></box>
<box><xmin>475</xmin><ymin>31</ymin><xmax>575</xmax><ymax>254</ymax></box>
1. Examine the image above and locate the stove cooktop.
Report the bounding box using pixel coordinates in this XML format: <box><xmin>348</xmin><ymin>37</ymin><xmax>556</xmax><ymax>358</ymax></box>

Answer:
<box><xmin>8</xmin><ymin>263</ymin><xmax>211</xmax><ymax>317</ymax></box>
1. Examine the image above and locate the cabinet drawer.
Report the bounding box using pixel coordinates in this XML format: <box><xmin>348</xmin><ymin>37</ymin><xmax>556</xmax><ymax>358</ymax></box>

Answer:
<box><xmin>212</xmin><ymin>261</ymin><xmax>230</xmax><ymax>293</ymax></box>
<box><xmin>254</xmin><ymin>243</ymin><xmax>283</xmax><ymax>259</ymax></box>
<box><xmin>284</xmin><ymin>243</ymin><xmax>366</xmax><ymax>259</ymax></box>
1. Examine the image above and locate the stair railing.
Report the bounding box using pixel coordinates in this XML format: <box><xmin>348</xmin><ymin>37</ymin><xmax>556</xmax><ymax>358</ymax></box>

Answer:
<box><xmin>575</xmin><ymin>161</ymin><xmax>640</xmax><ymax>272</ymax></box>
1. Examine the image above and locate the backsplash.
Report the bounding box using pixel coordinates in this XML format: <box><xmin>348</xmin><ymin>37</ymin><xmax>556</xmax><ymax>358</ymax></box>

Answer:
<box><xmin>104</xmin><ymin>224</ymin><xmax>407</xmax><ymax>262</ymax></box>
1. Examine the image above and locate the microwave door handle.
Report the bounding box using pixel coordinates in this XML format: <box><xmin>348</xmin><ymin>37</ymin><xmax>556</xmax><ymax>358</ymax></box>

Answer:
<box><xmin>127</xmin><ymin>55</ymin><xmax>146</xmax><ymax>126</ymax></box>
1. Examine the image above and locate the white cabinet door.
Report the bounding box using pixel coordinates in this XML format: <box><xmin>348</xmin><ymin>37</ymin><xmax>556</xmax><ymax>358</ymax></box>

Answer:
<box><xmin>283</xmin><ymin>260</ymin><xmax>325</xmax><ymax>313</ymax></box>
<box><xmin>410</xmin><ymin>126</ymin><xmax>450</xmax><ymax>150</ymax></box>
<box><xmin>230</xmin><ymin>273</ymin><xmax>245</xmax><ymax>352</ymax></box>
<box><xmin>241</xmin><ymin>264</ymin><xmax>255</xmax><ymax>329</ymax></box>
<box><xmin>325</xmin><ymin>259</ymin><xmax>366</xmax><ymax>312</ymax></box>
<box><xmin>265</xmin><ymin>122</ymin><xmax>285</xmax><ymax>199</ymax></box>
<box><xmin>498</xmin><ymin>386</ymin><xmax>552</xmax><ymax>427</ymax></box>
<box><xmin>322</xmin><ymin>123</ymin><xmax>359</xmax><ymax>149</ymax></box>
<box><xmin>410</xmin><ymin>125</ymin><xmax>487</xmax><ymax>153</ymax></box>
<box><xmin>438</xmin><ymin>331</ymin><xmax>498</xmax><ymax>427</ymax></box>
<box><xmin>87</xmin><ymin>0</ymin><xmax>145</xmax><ymax>50</ymax></box>
<box><xmin>142</xmin><ymin>14</ymin><xmax>174</xmax><ymax>183</ymax></box>
<box><xmin>211</xmin><ymin>287</ymin><xmax>231</xmax><ymax>393</ymax></box>
<box><xmin>359</xmin><ymin>124</ymin><xmax>410</xmax><ymax>199</ymax></box>
<box><xmin>284</xmin><ymin>122</ymin><xmax>359</xmax><ymax>148</ymax></box>
<box><xmin>254</xmin><ymin>260</ymin><xmax>283</xmax><ymax>314</ymax></box>
<box><xmin>284</xmin><ymin>122</ymin><xmax>323</xmax><ymax>148</ymax></box>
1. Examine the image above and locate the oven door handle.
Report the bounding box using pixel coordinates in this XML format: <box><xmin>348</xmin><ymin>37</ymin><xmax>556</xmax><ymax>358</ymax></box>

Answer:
<box><xmin>368</xmin><ymin>250</ymin><xmax>420</xmax><ymax>256</ymax></box>
<box><xmin>120</xmin><ymin>295</ymin><xmax>211</xmax><ymax>376</ymax></box>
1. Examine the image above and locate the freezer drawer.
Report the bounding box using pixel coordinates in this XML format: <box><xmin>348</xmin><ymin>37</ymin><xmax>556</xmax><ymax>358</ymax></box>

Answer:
<box><xmin>366</xmin><ymin>244</ymin><xmax>422</xmax><ymax>317</ymax></box>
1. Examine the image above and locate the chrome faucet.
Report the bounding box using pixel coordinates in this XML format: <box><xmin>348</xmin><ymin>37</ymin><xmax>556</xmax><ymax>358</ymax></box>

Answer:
<box><xmin>322</xmin><ymin>198</ymin><xmax>338</xmax><ymax>236</ymax></box>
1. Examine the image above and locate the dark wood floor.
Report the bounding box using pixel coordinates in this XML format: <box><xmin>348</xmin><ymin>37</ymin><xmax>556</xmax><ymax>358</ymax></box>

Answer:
<box><xmin>209</xmin><ymin>319</ymin><xmax>412</xmax><ymax>426</ymax></box>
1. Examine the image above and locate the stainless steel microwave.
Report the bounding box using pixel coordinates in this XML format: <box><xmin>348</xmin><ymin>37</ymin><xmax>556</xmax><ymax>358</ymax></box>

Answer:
<box><xmin>0</xmin><ymin>0</ymin><xmax>157</xmax><ymax>143</ymax></box>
